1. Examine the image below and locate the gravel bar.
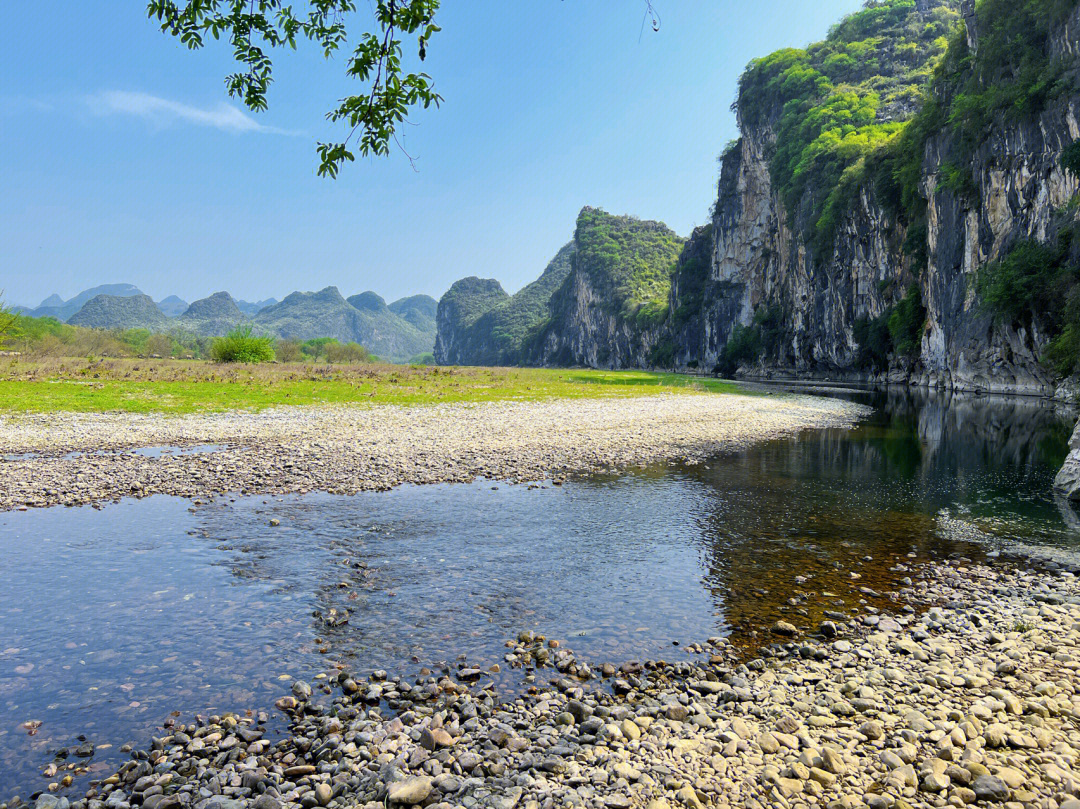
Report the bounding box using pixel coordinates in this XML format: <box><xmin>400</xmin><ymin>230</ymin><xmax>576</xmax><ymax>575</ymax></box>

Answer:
<box><xmin>0</xmin><ymin>393</ymin><xmax>869</xmax><ymax>512</ymax></box>
<box><xmin>10</xmin><ymin>556</ymin><xmax>1080</xmax><ymax>809</ymax></box>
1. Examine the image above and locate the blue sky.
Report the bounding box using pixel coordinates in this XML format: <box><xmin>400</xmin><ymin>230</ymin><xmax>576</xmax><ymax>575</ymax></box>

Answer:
<box><xmin>2</xmin><ymin>1</ymin><xmax>864</xmax><ymax>308</ymax></box>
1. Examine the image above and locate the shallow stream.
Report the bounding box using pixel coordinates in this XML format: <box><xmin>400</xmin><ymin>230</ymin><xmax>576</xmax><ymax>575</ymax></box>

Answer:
<box><xmin>2</xmin><ymin>387</ymin><xmax>1078</xmax><ymax>798</ymax></box>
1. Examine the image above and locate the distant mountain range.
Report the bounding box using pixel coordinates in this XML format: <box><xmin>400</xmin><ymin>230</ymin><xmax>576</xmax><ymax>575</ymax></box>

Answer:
<box><xmin>23</xmin><ymin>284</ymin><xmax>144</xmax><ymax>322</ymax></box>
<box><xmin>17</xmin><ymin>284</ymin><xmax>437</xmax><ymax>363</ymax></box>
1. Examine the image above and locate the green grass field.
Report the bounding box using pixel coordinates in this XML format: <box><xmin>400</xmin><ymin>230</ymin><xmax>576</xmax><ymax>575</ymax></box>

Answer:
<box><xmin>0</xmin><ymin>358</ymin><xmax>748</xmax><ymax>414</ymax></box>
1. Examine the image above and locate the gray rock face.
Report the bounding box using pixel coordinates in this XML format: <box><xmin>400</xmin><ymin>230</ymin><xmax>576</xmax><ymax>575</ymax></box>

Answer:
<box><xmin>434</xmin><ymin>277</ymin><xmax>511</xmax><ymax>365</ymax></box>
<box><xmin>1055</xmin><ymin>419</ymin><xmax>1080</xmax><ymax>500</ymax></box>
<box><xmin>435</xmin><ymin>209</ymin><xmax>684</xmax><ymax>369</ymax></box>
<box><xmin>667</xmin><ymin>4</ymin><xmax>1080</xmax><ymax>395</ymax></box>
<box><xmin>435</xmin><ymin>245</ymin><xmax>574</xmax><ymax>366</ymax></box>
<box><xmin>525</xmin><ymin>212</ymin><xmax>684</xmax><ymax>369</ymax></box>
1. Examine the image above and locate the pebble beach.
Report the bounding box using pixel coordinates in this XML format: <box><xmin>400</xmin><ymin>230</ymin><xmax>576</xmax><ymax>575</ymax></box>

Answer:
<box><xmin>0</xmin><ymin>393</ymin><xmax>868</xmax><ymax>511</ymax></box>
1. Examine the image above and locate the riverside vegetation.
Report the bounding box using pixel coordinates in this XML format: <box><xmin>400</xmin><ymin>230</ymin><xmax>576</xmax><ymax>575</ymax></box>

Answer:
<box><xmin>0</xmin><ymin>358</ymin><xmax>745</xmax><ymax>415</ymax></box>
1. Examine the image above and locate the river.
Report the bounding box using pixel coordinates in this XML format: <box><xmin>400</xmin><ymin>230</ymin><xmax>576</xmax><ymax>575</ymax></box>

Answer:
<box><xmin>1</xmin><ymin>387</ymin><xmax>1077</xmax><ymax>799</ymax></box>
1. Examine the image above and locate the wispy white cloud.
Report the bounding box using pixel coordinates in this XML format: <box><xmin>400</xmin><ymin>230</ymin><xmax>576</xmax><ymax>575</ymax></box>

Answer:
<box><xmin>87</xmin><ymin>90</ymin><xmax>300</xmax><ymax>135</ymax></box>
<box><xmin>0</xmin><ymin>95</ymin><xmax>56</xmax><ymax>115</ymax></box>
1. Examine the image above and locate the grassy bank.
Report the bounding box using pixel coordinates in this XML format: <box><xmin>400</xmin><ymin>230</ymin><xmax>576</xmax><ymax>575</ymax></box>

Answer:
<box><xmin>0</xmin><ymin>358</ymin><xmax>747</xmax><ymax>414</ymax></box>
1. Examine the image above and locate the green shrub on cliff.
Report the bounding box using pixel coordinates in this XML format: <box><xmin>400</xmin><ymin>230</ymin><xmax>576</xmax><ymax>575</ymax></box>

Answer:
<box><xmin>869</xmin><ymin>0</ymin><xmax>1077</xmax><ymax>263</ymax></box>
<box><xmin>714</xmin><ymin>305</ymin><xmax>786</xmax><ymax>376</ymax></box>
<box><xmin>572</xmin><ymin>208</ymin><xmax>685</xmax><ymax>323</ymax></box>
<box><xmin>887</xmin><ymin>283</ymin><xmax>926</xmax><ymax>356</ymax></box>
<box><xmin>978</xmin><ymin>222</ymin><xmax>1080</xmax><ymax>376</ymax></box>
<box><xmin>1062</xmin><ymin>140</ymin><xmax>1080</xmax><ymax>176</ymax></box>
<box><xmin>736</xmin><ymin>0</ymin><xmax>958</xmax><ymax>257</ymax></box>
<box><xmin>853</xmin><ymin>283</ymin><xmax>926</xmax><ymax>368</ymax></box>
<box><xmin>739</xmin><ymin>0</ymin><xmax>1077</xmax><ymax>266</ymax></box>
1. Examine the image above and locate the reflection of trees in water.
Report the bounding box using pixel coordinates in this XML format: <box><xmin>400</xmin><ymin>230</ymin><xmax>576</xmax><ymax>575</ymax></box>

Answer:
<box><xmin>897</xmin><ymin>388</ymin><xmax>1076</xmax><ymax>476</ymax></box>
<box><xmin>677</xmin><ymin>387</ymin><xmax>1077</xmax><ymax>649</ymax></box>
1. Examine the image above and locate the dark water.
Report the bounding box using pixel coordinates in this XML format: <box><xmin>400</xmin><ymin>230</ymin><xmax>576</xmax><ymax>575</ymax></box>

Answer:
<box><xmin>1</xmin><ymin>388</ymin><xmax>1078</xmax><ymax>798</ymax></box>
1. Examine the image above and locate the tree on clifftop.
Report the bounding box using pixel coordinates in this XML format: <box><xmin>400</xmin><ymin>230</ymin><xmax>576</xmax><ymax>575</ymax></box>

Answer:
<box><xmin>147</xmin><ymin>0</ymin><xmax>662</xmax><ymax>177</ymax></box>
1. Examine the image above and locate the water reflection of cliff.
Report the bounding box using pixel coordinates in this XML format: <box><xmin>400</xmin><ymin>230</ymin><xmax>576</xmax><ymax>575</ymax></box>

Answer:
<box><xmin>194</xmin><ymin>388</ymin><xmax>1079</xmax><ymax>660</ymax></box>
<box><xmin>679</xmin><ymin>387</ymin><xmax>1078</xmax><ymax>647</ymax></box>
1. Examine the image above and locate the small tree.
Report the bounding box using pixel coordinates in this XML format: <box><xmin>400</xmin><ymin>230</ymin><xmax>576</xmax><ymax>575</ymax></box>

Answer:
<box><xmin>324</xmin><ymin>341</ymin><xmax>372</xmax><ymax>364</ymax></box>
<box><xmin>301</xmin><ymin>337</ymin><xmax>339</xmax><ymax>360</ymax></box>
<box><xmin>146</xmin><ymin>333</ymin><xmax>175</xmax><ymax>357</ymax></box>
<box><xmin>276</xmin><ymin>339</ymin><xmax>304</xmax><ymax>362</ymax></box>
<box><xmin>0</xmin><ymin>293</ymin><xmax>20</xmax><ymax>350</ymax></box>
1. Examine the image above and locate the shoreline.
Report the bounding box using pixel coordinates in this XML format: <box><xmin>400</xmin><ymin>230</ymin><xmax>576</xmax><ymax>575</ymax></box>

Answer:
<box><xmin>0</xmin><ymin>393</ymin><xmax>868</xmax><ymax>512</ymax></box>
<box><xmin>7</xmin><ymin>555</ymin><xmax>1080</xmax><ymax>809</ymax></box>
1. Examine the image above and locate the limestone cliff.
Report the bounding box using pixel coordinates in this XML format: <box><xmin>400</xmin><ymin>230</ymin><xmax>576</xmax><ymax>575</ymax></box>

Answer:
<box><xmin>670</xmin><ymin>0</ymin><xmax>1080</xmax><ymax>398</ymax></box>
<box><xmin>526</xmin><ymin>210</ymin><xmax>684</xmax><ymax>368</ymax></box>
<box><xmin>436</xmin><ymin>209</ymin><xmax>683</xmax><ymax>368</ymax></box>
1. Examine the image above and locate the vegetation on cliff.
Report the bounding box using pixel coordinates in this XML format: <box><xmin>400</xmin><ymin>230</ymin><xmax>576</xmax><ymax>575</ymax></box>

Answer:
<box><xmin>740</xmin><ymin>0</ymin><xmax>1076</xmax><ymax>271</ymax></box>
<box><xmin>737</xmin><ymin>0</ymin><xmax>959</xmax><ymax>256</ymax></box>
<box><xmin>978</xmin><ymin>220</ymin><xmax>1080</xmax><ymax>376</ymax></box>
<box><xmin>442</xmin><ymin>244</ymin><xmax>575</xmax><ymax>366</ymax></box>
<box><xmin>853</xmin><ymin>284</ymin><xmax>927</xmax><ymax>369</ymax></box>
<box><xmin>571</xmin><ymin>207</ymin><xmax>685</xmax><ymax>327</ymax></box>
<box><xmin>437</xmin><ymin>209</ymin><xmax>683</xmax><ymax>367</ymax></box>
<box><xmin>866</xmin><ymin>0</ymin><xmax>1078</xmax><ymax>268</ymax></box>
<box><xmin>738</xmin><ymin>0</ymin><xmax>1080</xmax><ymax>374</ymax></box>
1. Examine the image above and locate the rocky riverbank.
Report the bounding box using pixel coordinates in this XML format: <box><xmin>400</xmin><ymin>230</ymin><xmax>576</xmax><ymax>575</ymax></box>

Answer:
<box><xmin>0</xmin><ymin>393</ymin><xmax>867</xmax><ymax>511</ymax></box>
<box><xmin>6</xmin><ymin>556</ymin><xmax>1080</xmax><ymax>809</ymax></box>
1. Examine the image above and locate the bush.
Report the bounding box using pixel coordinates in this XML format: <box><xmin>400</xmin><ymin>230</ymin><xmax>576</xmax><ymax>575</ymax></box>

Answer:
<box><xmin>713</xmin><ymin>305</ymin><xmax>786</xmax><ymax>377</ymax></box>
<box><xmin>276</xmin><ymin>340</ymin><xmax>304</xmax><ymax>362</ymax></box>
<box><xmin>324</xmin><ymin>341</ymin><xmax>372</xmax><ymax>364</ymax></box>
<box><xmin>716</xmin><ymin>324</ymin><xmax>762</xmax><ymax>377</ymax></box>
<box><xmin>852</xmin><ymin>283</ymin><xmax>925</xmax><ymax>368</ymax></box>
<box><xmin>648</xmin><ymin>338</ymin><xmax>676</xmax><ymax>369</ymax></box>
<box><xmin>210</xmin><ymin>325</ymin><xmax>276</xmax><ymax>363</ymax></box>
<box><xmin>1062</xmin><ymin>140</ymin><xmax>1080</xmax><ymax>177</ymax></box>
<box><xmin>409</xmin><ymin>352</ymin><xmax>436</xmax><ymax>365</ymax></box>
<box><xmin>301</xmin><ymin>337</ymin><xmax>338</xmax><ymax>359</ymax></box>
<box><xmin>853</xmin><ymin>313</ymin><xmax>892</xmax><ymax>369</ymax></box>
<box><xmin>887</xmin><ymin>283</ymin><xmax>926</xmax><ymax>356</ymax></box>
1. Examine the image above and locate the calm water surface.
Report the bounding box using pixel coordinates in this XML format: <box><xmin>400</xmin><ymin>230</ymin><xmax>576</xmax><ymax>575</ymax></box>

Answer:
<box><xmin>1</xmin><ymin>388</ymin><xmax>1078</xmax><ymax>797</ymax></box>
